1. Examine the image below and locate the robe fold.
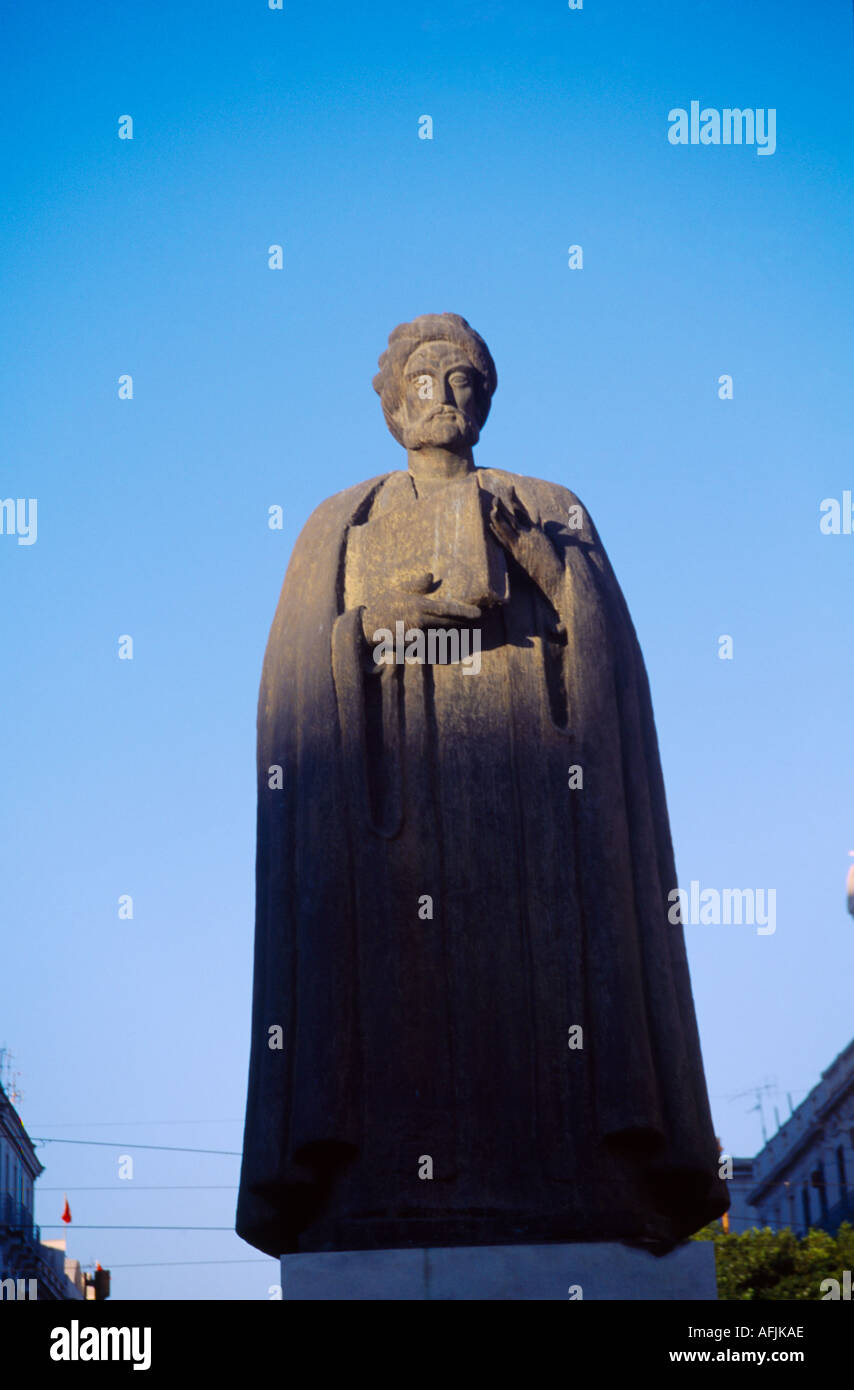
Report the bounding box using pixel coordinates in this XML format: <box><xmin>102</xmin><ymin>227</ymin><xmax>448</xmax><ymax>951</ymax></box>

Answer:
<box><xmin>236</xmin><ymin>466</ymin><xmax>729</xmax><ymax>1256</ymax></box>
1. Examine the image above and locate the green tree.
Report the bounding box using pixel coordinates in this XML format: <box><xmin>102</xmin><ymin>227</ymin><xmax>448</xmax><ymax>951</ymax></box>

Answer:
<box><xmin>692</xmin><ymin>1221</ymin><xmax>854</xmax><ymax>1300</ymax></box>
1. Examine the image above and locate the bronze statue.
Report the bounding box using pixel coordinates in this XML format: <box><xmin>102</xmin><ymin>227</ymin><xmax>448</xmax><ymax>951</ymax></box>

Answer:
<box><xmin>236</xmin><ymin>313</ymin><xmax>729</xmax><ymax>1256</ymax></box>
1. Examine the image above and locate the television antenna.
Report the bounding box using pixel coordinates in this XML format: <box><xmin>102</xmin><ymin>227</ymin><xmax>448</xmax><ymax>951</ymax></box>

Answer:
<box><xmin>727</xmin><ymin>1080</ymin><xmax>777</xmax><ymax>1146</ymax></box>
<box><xmin>0</xmin><ymin>1047</ymin><xmax>23</xmax><ymax>1106</ymax></box>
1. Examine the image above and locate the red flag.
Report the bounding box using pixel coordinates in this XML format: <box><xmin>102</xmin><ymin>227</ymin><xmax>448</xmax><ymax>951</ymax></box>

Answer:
<box><xmin>61</xmin><ymin>1195</ymin><xmax>71</xmax><ymax>1224</ymax></box>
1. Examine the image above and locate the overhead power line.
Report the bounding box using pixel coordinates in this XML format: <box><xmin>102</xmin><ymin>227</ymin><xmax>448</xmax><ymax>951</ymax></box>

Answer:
<box><xmin>33</xmin><ymin>1137</ymin><xmax>240</xmax><ymax>1156</ymax></box>
<box><xmin>38</xmin><ymin>1185</ymin><xmax>238</xmax><ymax>1191</ymax></box>
<box><xmin>27</xmin><ymin>1119</ymin><xmax>242</xmax><ymax>1128</ymax></box>
<box><xmin>111</xmin><ymin>1259</ymin><xmax>273</xmax><ymax>1269</ymax></box>
<box><xmin>40</xmin><ymin>1224</ymin><xmax>237</xmax><ymax>1231</ymax></box>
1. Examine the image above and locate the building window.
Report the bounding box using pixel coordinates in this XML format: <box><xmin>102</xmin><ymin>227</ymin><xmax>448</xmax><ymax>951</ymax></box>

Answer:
<box><xmin>812</xmin><ymin>1166</ymin><xmax>828</xmax><ymax>1220</ymax></box>
<box><xmin>837</xmin><ymin>1146</ymin><xmax>847</xmax><ymax>1196</ymax></box>
<box><xmin>802</xmin><ymin>1185</ymin><xmax>811</xmax><ymax>1230</ymax></box>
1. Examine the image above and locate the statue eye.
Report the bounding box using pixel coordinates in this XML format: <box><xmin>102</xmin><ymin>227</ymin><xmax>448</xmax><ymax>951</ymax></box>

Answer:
<box><xmin>449</xmin><ymin>372</ymin><xmax>470</xmax><ymax>388</ymax></box>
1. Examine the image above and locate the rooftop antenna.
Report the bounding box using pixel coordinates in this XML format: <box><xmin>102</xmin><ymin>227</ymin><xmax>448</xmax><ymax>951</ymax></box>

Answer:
<box><xmin>728</xmin><ymin>1080</ymin><xmax>776</xmax><ymax>1148</ymax></box>
<box><xmin>0</xmin><ymin>1047</ymin><xmax>23</xmax><ymax>1106</ymax></box>
<box><xmin>748</xmin><ymin>1095</ymin><xmax>769</xmax><ymax>1146</ymax></box>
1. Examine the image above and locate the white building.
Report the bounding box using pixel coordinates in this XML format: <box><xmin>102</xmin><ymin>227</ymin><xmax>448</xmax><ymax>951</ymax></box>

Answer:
<box><xmin>726</xmin><ymin>1038</ymin><xmax>854</xmax><ymax>1236</ymax></box>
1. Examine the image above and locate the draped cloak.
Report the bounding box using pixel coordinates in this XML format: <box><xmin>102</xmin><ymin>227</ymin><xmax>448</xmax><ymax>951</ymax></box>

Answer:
<box><xmin>236</xmin><ymin>466</ymin><xmax>729</xmax><ymax>1256</ymax></box>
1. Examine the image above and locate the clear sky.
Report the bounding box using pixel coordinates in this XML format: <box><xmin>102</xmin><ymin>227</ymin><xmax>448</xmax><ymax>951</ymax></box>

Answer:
<box><xmin>2</xmin><ymin>0</ymin><xmax>852</xmax><ymax>1299</ymax></box>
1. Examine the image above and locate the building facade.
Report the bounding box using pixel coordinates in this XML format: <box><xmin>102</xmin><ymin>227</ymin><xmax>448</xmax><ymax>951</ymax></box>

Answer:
<box><xmin>726</xmin><ymin>1038</ymin><xmax>854</xmax><ymax>1237</ymax></box>
<box><xmin>0</xmin><ymin>1081</ymin><xmax>84</xmax><ymax>1299</ymax></box>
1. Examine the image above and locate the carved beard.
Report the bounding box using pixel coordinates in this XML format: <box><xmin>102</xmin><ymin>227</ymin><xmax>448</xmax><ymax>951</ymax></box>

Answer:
<box><xmin>400</xmin><ymin>408</ymin><xmax>479</xmax><ymax>453</ymax></box>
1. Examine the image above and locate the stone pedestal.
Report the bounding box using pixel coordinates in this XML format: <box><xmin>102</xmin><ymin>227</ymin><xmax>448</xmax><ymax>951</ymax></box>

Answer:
<box><xmin>280</xmin><ymin>1240</ymin><xmax>717</xmax><ymax>1300</ymax></box>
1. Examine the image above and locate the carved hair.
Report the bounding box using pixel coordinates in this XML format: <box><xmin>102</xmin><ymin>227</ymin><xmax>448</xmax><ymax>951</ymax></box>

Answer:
<box><xmin>373</xmin><ymin>313</ymin><xmax>498</xmax><ymax>445</ymax></box>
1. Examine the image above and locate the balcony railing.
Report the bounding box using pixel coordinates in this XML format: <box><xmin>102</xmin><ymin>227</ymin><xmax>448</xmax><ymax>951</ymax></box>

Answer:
<box><xmin>0</xmin><ymin>1192</ymin><xmax>41</xmax><ymax>1244</ymax></box>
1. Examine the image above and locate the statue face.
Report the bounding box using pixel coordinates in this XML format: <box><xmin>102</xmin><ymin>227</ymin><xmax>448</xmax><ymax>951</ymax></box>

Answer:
<box><xmin>395</xmin><ymin>340</ymin><xmax>481</xmax><ymax>453</ymax></box>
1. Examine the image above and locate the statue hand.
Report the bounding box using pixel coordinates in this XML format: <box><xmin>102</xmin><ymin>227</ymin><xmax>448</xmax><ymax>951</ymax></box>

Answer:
<box><xmin>487</xmin><ymin>481</ymin><xmax>530</xmax><ymax>533</ymax></box>
<box><xmin>360</xmin><ymin>572</ymin><xmax>482</xmax><ymax>642</ymax></box>
<box><xmin>488</xmin><ymin>491</ymin><xmax>563</xmax><ymax>597</ymax></box>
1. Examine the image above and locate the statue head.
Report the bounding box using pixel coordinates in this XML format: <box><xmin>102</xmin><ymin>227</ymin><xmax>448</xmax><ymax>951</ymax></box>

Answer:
<box><xmin>373</xmin><ymin>313</ymin><xmax>497</xmax><ymax>455</ymax></box>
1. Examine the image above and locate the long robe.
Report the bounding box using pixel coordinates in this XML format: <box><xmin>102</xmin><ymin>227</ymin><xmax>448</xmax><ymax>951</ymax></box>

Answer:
<box><xmin>236</xmin><ymin>466</ymin><xmax>729</xmax><ymax>1256</ymax></box>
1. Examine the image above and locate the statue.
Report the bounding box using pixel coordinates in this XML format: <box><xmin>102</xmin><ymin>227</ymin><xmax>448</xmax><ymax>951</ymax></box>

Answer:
<box><xmin>236</xmin><ymin>313</ymin><xmax>729</xmax><ymax>1257</ymax></box>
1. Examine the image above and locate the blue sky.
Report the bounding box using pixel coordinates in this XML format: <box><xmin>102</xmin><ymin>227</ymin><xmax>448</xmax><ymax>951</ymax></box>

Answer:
<box><xmin>1</xmin><ymin>0</ymin><xmax>852</xmax><ymax>1298</ymax></box>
